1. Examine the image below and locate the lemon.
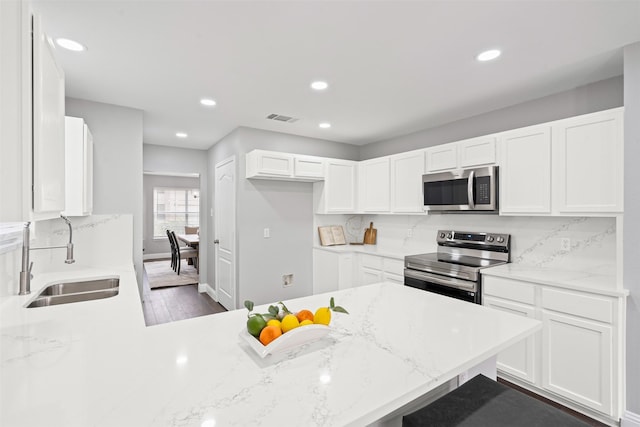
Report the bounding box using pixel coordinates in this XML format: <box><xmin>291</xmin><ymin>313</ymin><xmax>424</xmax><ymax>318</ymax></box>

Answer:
<box><xmin>281</xmin><ymin>314</ymin><xmax>300</xmax><ymax>333</ymax></box>
<box><xmin>299</xmin><ymin>319</ymin><xmax>313</xmax><ymax>326</ymax></box>
<box><xmin>314</xmin><ymin>307</ymin><xmax>331</xmax><ymax>325</ymax></box>
<box><xmin>267</xmin><ymin>319</ymin><xmax>281</xmax><ymax>329</ymax></box>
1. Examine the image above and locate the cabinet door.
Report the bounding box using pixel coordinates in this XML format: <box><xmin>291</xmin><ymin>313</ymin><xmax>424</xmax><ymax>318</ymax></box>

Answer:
<box><xmin>294</xmin><ymin>155</ymin><xmax>324</xmax><ymax>179</ymax></box>
<box><xmin>253</xmin><ymin>151</ymin><xmax>293</xmax><ymax>177</ymax></box>
<box><xmin>324</xmin><ymin>160</ymin><xmax>357</xmax><ymax>213</ymax></box>
<box><xmin>554</xmin><ymin>109</ymin><xmax>623</xmax><ymax>213</ymax></box>
<box><xmin>390</xmin><ymin>151</ymin><xmax>425</xmax><ymax>213</ymax></box>
<box><xmin>359</xmin><ymin>157</ymin><xmax>390</xmax><ymax>212</ymax></box>
<box><xmin>337</xmin><ymin>254</ymin><xmax>354</xmax><ymax>290</ymax></box>
<box><xmin>83</xmin><ymin>124</ymin><xmax>94</xmax><ymax>214</ymax></box>
<box><xmin>459</xmin><ymin>136</ymin><xmax>496</xmax><ymax>168</ymax></box>
<box><xmin>426</xmin><ymin>143</ymin><xmax>457</xmax><ymax>172</ymax></box>
<box><xmin>313</xmin><ymin>249</ymin><xmax>339</xmax><ymax>294</ymax></box>
<box><xmin>500</xmin><ymin>125</ymin><xmax>551</xmax><ymax>214</ymax></box>
<box><xmin>484</xmin><ymin>296</ymin><xmax>538</xmax><ymax>385</ymax></box>
<box><xmin>361</xmin><ymin>267</ymin><xmax>383</xmax><ymax>286</ymax></box>
<box><xmin>32</xmin><ymin>16</ymin><xmax>65</xmax><ymax>215</ymax></box>
<box><xmin>542</xmin><ymin>311</ymin><xmax>613</xmax><ymax>415</ymax></box>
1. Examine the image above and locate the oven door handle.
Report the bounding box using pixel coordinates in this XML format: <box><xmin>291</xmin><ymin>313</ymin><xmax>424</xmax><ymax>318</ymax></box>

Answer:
<box><xmin>467</xmin><ymin>170</ymin><xmax>475</xmax><ymax>209</ymax></box>
<box><xmin>404</xmin><ymin>268</ymin><xmax>477</xmax><ymax>292</ymax></box>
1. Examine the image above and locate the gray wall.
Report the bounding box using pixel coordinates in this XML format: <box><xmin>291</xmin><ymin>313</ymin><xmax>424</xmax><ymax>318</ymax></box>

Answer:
<box><xmin>207</xmin><ymin>127</ymin><xmax>359</xmax><ymax>307</ymax></box>
<box><xmin>624</xmin><ymin>42</ymin><xmax>640</xmax><ymax>418</ymax></box>
<box><xmin>142</xmin><ymin>174</ymin><xmax>200</xmax><ymax>256</ymax></box>
<box><xmin>66</xmin><ymin>98</ymin><xmax>144</xmax><ymax>286</ymax></box>
<box><xmin>143</xmin><ymin>144</ymin><xmax>209</xmax><ymax>286</ymax></box>
<box><xmin>360</xmin><ymin>76</ymin><xmax>623</xmax><ymax>159</ymax></box>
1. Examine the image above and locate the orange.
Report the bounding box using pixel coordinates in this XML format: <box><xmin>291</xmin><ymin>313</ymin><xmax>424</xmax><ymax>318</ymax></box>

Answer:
<box><xmin>296</xmin><ymin>309</ymin><xmax>314</xmax><ymax>323</ymax></box>
<box><xmin>259</xmin><ymin>325</ymin><xmax>282</xmax><ymax>346</ymax></box>
<box><xmin>314</xmin><ymin>307</ymin><xmax>331</xmax><ymax>325</ymax></box>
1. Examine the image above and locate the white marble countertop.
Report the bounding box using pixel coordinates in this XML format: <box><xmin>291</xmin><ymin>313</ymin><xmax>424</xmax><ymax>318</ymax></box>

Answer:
<box><xmin>482</xmin><ymin>264</ymin><xmax>627</xmax><ymax>298</ymax></box>
<box><xmin>1</xmin><ymin>268</ymin><xmax>540</xmax><ymax>427</ymax></box>
<box><xmin>314</xmin><ymin>244</ymin><xmax>409</xmax><ymax>260</ymax></box>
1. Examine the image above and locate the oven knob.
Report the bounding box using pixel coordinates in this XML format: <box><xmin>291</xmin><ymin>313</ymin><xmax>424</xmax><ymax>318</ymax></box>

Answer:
<box><xmin>447</xmin><ymin>233</ymin><xmax>452</xmax><ymax>239</ymax></box>
<box><xmin>486</xmin><ymin>236</ymin><xmax>495</xmax><ymax>242</ymax></box>
<box><xmin>496</xmin><ymin>236</ymin><xmax>505</xmax><ymax>243</ymax></box>
<box><xmin>439</xmin><ymin>232</ymin><xmax>446</xmax><ymax>238</ymax></box>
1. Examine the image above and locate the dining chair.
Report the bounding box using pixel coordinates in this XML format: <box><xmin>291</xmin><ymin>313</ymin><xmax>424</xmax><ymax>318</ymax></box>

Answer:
<box><xmin>170</xmin><ymin>231</ymin><xmax>198</xmax><ymax>274</ymax></box>
<box><xmin>166</xmin><ymin>229</ymin><xmax>177</xmax><ymax>271</ymax></box>
<box><xmin>185</xmin><ymin>226</ymin><xmax>199</xmax><ymax>235</ymax></box>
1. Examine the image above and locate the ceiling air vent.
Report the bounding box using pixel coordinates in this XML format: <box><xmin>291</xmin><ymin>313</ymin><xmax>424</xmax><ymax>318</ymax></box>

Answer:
<box><xmin>266</xmin><ymin>113</ymin><xmax>299</xmax><ymax>123</ymax></box>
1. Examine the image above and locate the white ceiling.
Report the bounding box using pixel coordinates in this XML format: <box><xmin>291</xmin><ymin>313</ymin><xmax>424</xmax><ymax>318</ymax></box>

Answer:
<box><xmin>33</xmin><ymin>0</ymin><xmax>640</xmax><ymax>150</ymax></box>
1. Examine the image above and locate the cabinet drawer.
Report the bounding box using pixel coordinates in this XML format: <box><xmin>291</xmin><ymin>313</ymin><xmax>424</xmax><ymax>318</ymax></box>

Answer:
<box><xmin>483</xmin><ymin>276</ymin><xmax>535</xmax><ymax>304</ymax></box>
<box><xmin>542</xmin><ymin>288</ymin><xmax>613</xmax><ymax>323</ymax></box>
<box><xmin>361</xmin><ymin>254</ymin><xmax>383</xmax><ymax>270</ymax></box>
<box><xmin>383</xmin><ymin>258</ymin><xmax>405</xmax><ymax>276</ymax></box>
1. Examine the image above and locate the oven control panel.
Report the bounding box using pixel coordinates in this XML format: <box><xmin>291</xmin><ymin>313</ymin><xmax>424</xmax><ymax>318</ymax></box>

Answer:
<box><xmin>437</xmin><ymin>230</ymin><xmax>510</xmax><ymax>248</ymax></box>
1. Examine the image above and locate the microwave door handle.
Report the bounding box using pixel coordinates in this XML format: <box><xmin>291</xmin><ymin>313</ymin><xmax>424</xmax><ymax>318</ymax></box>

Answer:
<box><xmin>467</xmin><ymin>170</ymin><xmax>475</xmax><ymax>209</ymax></box>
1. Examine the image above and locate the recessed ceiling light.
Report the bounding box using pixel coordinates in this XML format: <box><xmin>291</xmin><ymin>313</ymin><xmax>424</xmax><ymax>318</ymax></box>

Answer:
<box><xmin>311</xmin><ymin>81</ymin><xmax>329</xmax><ymax>91</ymax></box>
<box><xmin>176</xmin><ymin>132</ymin><xmax>188</xmax><ymax>138</ymax></box>
<box><xmin>476</xmin><ymin>49</ymin><xmax>501</xmax><ymax>62</ymax></box>
<box><xmin>55</xmin><ymin>38</ymin><xmax>86</xmax><ymax>52</ymax></box>
<box><xmin>200</xmin><ymin>98</ymin><xmax>216</xmax><ymax>107</ymax></box>
<box><xmin>319</xmin><ymin>122</ymin><xmax>331</xmax><ymax>129</ymax></box>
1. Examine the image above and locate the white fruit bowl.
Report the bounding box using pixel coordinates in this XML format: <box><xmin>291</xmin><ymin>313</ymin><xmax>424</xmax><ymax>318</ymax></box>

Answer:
<box><xmin>240</xmin><ymin>324</ymin><xmax>330</xmax><ymax>358</ymax></box>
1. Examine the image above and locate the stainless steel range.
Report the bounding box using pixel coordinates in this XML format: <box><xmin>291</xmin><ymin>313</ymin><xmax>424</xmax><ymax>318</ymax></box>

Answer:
<box><xmin>404</xmin><ymin>230</ymin><xmax>510</xmax><ymax>304</ymax></box>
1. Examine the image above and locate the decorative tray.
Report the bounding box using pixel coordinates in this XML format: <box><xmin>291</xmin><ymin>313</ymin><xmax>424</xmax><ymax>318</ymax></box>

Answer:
<box><xmin>239</xmin><ymin>324</ymin><xmax>330</xmax><ymax>358</ymax></box>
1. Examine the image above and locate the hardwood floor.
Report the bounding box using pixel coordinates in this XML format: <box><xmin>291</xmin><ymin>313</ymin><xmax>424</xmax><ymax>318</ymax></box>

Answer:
<box><xmin>141</xmin><ymin>260</ymin><xmax>226</xmax><ymax>326</ymax></box>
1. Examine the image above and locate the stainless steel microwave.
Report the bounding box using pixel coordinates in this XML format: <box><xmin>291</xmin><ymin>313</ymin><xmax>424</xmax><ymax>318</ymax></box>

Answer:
<box><xmin>422</xmin><ymin>166</ymin><xmax>498</xmax><ymax>212</ymax></box>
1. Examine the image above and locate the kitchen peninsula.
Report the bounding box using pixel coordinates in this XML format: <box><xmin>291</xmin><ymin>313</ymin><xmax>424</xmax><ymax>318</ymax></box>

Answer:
<box><xmin>1</xmin><ymin>266</ymin><xmax>540</xmax><ymax>427</ymax></box>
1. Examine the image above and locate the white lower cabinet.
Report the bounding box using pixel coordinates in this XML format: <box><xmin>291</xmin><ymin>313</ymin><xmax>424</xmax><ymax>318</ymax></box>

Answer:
<box><xmin>483</xmin><ymin>275</ymin><xmax>623</xmax><ymax>423</ymax></box>
<box><xmin>359</xmin><ymin>254</ymin><xmax>404</xmax><ymax>286</ymax></box>
<box><xmin>313</xmin><ymin>249</ymin><xmax>354</xmax><ymax>293</ymax></box>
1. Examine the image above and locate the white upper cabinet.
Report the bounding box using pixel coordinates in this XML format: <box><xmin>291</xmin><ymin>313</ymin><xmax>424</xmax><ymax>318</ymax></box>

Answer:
<box><xmin>358</xmin><ymin>157</ymin><xmax>390</xmax><ymax>212</ymax></box>
<box><xmin>316</xmin><ymin>159</ymin><xmax>357</xmax><ymax>213</ymax></box>
<box><xmin>425</xmin><ymin>143</ymin><xmax>457</xmax><ymax>172</ymax></box>
<box><xmin>0</xmin><ymin>3</ymin><xmax>66</xmax><ymax>222</ymax></box>
<box><xmin>245</xmin><ymin>149</ymin><xmax>325</xmax><ymax>181</ymax></box>
<box><xmin>64</xmin><ymin>116</ymin><xmax>93</xmax><ymax>216</ymax></box>
<box><xmin>32</xmin><ymin>14</ymin><xmax>66</xmax><ymax>216</ymax></box>
<box><xmin>500</xmin><ymin>125</ymin><xmax>552</xmax><ymax>214</ymax></box>
<box><xmin>390</xmin><ymin>150</ymin><xmax>425</xmax><ymax>213</ymax></box>
<box><xmin>553</xmin><ymin>108</ymin><xmax>623</xmax><ymax>214</ymax></box>
<box><xmin>458</xmin><ymin>136</ymin><xmax>497</xmax><ymax>168</ymax></box>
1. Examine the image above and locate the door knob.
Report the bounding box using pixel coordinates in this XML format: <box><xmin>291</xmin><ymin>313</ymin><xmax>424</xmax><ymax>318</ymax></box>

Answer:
<box><xmin>214</xmin><ymin>239</ymin><xmax>220</xmax><ymax>244</ymax></box>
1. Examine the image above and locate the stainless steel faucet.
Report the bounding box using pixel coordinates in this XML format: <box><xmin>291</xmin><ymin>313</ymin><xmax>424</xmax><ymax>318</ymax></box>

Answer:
<box><xmin>19</xmin><ymin>215</ymin><xmax>75</xmax><ymax>295</ymax></box>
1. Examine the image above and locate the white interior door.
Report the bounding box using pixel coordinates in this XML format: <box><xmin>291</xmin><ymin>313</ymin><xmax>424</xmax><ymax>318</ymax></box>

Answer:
<box><xmin>214</xmin><ymin>156</ymin><xmax>236</xmax><ymax>310</ymax></box>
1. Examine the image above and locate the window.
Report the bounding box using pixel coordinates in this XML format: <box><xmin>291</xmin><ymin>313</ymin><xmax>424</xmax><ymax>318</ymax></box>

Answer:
<box><xmin>153</xmin><ymin>187</ymin><xmax>199</xmax><ymax>238</ymax></box>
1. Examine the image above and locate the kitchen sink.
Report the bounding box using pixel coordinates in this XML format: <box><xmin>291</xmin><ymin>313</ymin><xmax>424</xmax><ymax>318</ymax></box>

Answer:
<box><xmin>26</xmin><ymin>277</ymin><xmax>120</xmax><ymax>308</ymax></box>
<box><xmin>38</xmin><ymin>278</ymin><xmax>119</xmax><ymax>296</ymax></box>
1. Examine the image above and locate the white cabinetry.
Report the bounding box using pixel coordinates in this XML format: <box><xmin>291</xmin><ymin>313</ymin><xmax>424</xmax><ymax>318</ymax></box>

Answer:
<box><xmin>64</xmin><ymin>116</ymin><xmax>93</xmax><ymax>216</ymax></box>
<box><xmin>315</xmin><ymin>159</ymin><xmax>357</xmax><ymax>213</ymax></box>
<box><xmin>483</xmin><ymin>275</ymin><xmax>624</xmax><ymax>423</ymax></box>
<box><xmin>499</xmin><ymin>125</ymin><xmax>552</xmax><ymax>214</ymax></box>
<box><xmin>390</xmin><ymin>150</ymin><xmax>425</xmax><ymax>213</ymax></box>
<box><xmin>245</xmin><ymin>150</ymin><xmax>324</xmax><ymax>181</ymax></box>
<box><xmin>500</xmin><ymin>108</ymin><xmax>623</xmax><ymax>216</ymax></box>
<box><xmin>553</xmin><ymin>109</ymin><xmax>623</xmax><ymax>214</ymax></box>
<box><xmin>0</xmin><ymin>3</ymin><xmax>66</xmax><ymax>222</ymax></box>
<box><xmin>426</xmin><ymin>136</ymin><xmax>496</xmax><ymax>172</ymax></box>
<box><xmin>313</xmin><ymin>249</ymin><xmax>354</xmax><ymax>293</ymax></box>
<box><xmin>359</xmin><ymin>254</ymin><xmax>404</xmax><ymax>286</ymax></box>
<box><xmin>359</xmin><ymin>157</ymin><xmax>390</xmax><ymax>212</ymax></box>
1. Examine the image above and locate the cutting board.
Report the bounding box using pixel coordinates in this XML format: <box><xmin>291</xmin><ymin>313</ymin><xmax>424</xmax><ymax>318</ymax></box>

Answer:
<box><xmin>363</xmin><ymin>222</ymin><xmax>377</xmax><ymax>245</ymax></box>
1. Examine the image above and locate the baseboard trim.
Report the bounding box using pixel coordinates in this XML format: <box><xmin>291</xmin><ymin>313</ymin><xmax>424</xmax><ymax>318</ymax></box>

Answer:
<box><xmin>199</xmin><ymin>282</ymin><xmax>218</xmax><ymax>301</ymax></box>
<box><xmin>143</xmin><ymin>252</ymin><xmax>171</xmax><ymax>261</ymax></box>
<box><xmin>622</xmin><ymin>411</ymin><xmax>640</xmax><ymax>427</ymax></box>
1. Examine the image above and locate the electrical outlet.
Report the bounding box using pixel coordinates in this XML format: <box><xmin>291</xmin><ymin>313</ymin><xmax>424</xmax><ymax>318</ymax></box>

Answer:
<box><xmin>560</xmin><ymin>237</ymin><xmax>571</xmax><ymax>252</ymax></box>
<box><xmin>264</xmin><ymin>228</ymin><xmax>270</xmax><ymax>238</ymax></box>
<box><xmin>407</xmin><ymin>228</ymin><xmax>413</xmax><ymax>238</ymax></box>
<box><xmin>283</xmin><ymin>274</ymin><xmax>293</xmax><ymax>288</ymax></box>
